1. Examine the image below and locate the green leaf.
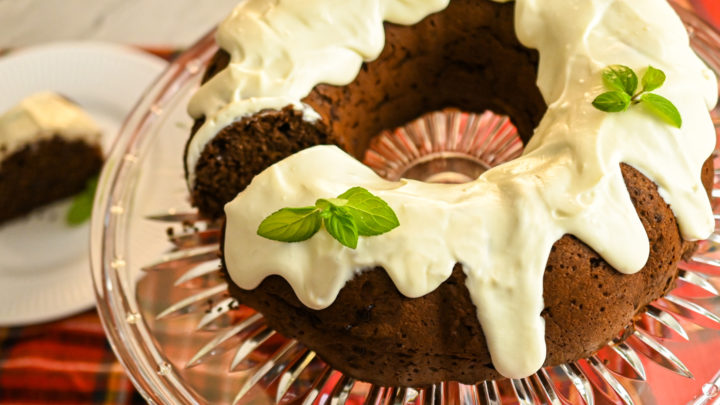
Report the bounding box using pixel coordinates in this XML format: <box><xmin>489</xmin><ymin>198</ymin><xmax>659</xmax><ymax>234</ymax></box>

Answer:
<box><xmin>337</xmin><ymin>187</ymin><xmax>399</xmax><ymax>236</ymax></box>
<box><xmin>315</xmin><ymin>198</ymin><xmax>347</xmax><ymax>211</ymax></box>
<box><xmin>602</xmin><ymin>65</ymin><xmax>638</xmax><ymax>95</ymax></box>
<box><xmin>323</xmin><ymin>209</ymin><xmax>359</xmax><ymax>249</ymax></box>
<box><xmin>257</xmin><ymin>186</ymin><xmax>399</xmax><ymax>249</ymax></box>
<box><xmin>641</xmin><ymin>66</ymin><xmax>666</xmax><ymax>92</ymax></box>
<box><xmin>66</xmin><ymin>176</ymin><xmax>99</xmax><ymax>226</ymax></box>
<box><xmin>257</xmin><ymin>207</ymin><xmax>321</xmax><ymax>242</ymax></box>
<box><xmin>592</xmin><ymin>91</ymin><xmax>631</xmax><ymax>113</ymax></box>
<box><xmin>640</xmin><ymin>93</ymin><xmax>682</xmax><ymax>128</ymax></box>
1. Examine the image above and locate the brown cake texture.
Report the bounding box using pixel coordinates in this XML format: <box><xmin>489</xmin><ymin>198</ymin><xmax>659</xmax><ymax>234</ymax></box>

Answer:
<box><xmin>188</xmin><ymin>107</ymin><xmax>333</xmax><ymax>219</ymax></box>
<box><xmin>187</xmin><ymin>0</ymin><xmax>716</xmax><ymax>387</ymax></box>
<box><xmin>0</xmin><ymin>136</ymin><xmax>103</xmax><ymax>224</ymax></box>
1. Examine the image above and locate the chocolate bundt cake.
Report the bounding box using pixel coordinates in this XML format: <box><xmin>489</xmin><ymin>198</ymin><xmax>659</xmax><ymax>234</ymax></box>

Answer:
<box><xmin>0</xmin><ymin>92</ymin><xmax>104</xmax><ymax>224</ymax></box>
<box><xmin>184</xmin><ymin>0</ymin><xmax>718</xmax><ymax>386</ymax></box>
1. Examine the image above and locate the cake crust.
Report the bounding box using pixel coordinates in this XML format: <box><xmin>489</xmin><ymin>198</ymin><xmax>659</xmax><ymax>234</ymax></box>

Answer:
<box><xmin>189</xmin><ymin>107</ymin><xmax>332</xmax><ymax>218</ymax></box>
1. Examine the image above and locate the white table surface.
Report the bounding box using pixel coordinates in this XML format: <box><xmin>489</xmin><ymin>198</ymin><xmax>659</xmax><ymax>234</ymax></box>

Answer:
<box><xmin>0</xmin><ymin>0</ymin><xmax>240</xmax><ymax>49</ymax></box>
<box><xmin>0</xmin><ymin>0</ymin><xmax>701</xmax><ymax>50</ymax></box>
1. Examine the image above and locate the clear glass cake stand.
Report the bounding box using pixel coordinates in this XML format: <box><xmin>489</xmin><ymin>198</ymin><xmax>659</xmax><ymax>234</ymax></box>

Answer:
<box><xmin>91</xmin><ymin>5</ymin><xmax>720</xmax><ymax>405</ymax></box>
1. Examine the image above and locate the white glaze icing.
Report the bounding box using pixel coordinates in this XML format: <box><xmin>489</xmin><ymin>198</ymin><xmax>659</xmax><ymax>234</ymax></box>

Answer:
<box><xmin>201</xmin><ymin>0</ymin><xmax>717</xmax><ymax>379</ymax></box>
<box><xmin>0</xmin><ymin>92</ymin><xmax>101</xmax><ymax>161</ymax></box>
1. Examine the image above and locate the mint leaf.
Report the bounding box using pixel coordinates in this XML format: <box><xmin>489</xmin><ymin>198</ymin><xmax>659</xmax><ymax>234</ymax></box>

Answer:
<box><xmin>640</xmin><ymin>93</ymin><xmax>682</xmax><ymax>128</ymax></box>
<box><xmin>592</xmin><ymin>91</ymin><xmax>631</xmax><ymax>112</ymax></box>
<box><xmin>594</xmin><ymin>65</ymin><xmax>681</xmax><ymax>130</ymax></box>
<box><xmin>257</xmin><ymin>186</ymin><xmax>399</xmax><ymax>249</ymax></box>
<box><xmin>66</xmin><ymin>176</ymin><xmax>98</xmax><ymax>226</ymax></box>
<box><xmin>323</xmin><ymin>209</ymin><xmax>358</xmax><ymax>249</ymax></box>
<box><xmin>315</xmin><ymin>198</ymin><xmax>348</xmax><ymax>211</ymax></box>
<box><xmin>603</xmin><ymin>65</ymin><xmax>638</xmax><ymax>95</ymax></box>
<box><xmin>642</xmin><ymin>66</ymin><xmax>666</xmax><ymax>92</ymax></box>
<box><xmin>338</xmin><ymin>187</ymin><xmax>399</xmax><ymax>236</ymax></box>
<box><xmin>257</xmin><ymin>207</ymin><xmax>321</xmax><ymax>242</ymax></box>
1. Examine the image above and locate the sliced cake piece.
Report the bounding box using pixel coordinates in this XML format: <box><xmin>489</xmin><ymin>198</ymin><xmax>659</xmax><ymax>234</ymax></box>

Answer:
<box><xmin>0</xmin><ymin>92</ymin><xmax>104</xmax><ymax>224</ymax></box>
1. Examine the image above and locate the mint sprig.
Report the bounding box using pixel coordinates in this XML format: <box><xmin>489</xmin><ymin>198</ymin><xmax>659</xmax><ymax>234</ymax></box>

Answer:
<box><xmin>66</xmin><ymin>175</ymin><xmax>98</xmax><ymax>226</ymax></box>
<box><xmin>592</xmin><ymin>65</ymin><xmax>682</xmax><ymax>128</ymax></box>
<box><xmin>257</xmin><ymin>186</ymin><xmax>399</xmax><ymax>249</ymax></box>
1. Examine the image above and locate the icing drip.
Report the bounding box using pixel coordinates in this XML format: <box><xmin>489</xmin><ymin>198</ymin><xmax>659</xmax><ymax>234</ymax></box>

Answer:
<box><xmin>0</xmin><ymin>92</ymin><xmax>102</xmax><ymax>161</ymax></box>
<box><xmin>205</xmin><ymin>0</ymin><xmax>717</xmax><ymax>379</ymax></box>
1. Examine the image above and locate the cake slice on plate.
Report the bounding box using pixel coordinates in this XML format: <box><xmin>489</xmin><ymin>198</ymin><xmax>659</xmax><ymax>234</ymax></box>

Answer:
<box><xmin>0</xmin><ymin>91</ymin><xmax>104</xmax><ymax>224</ymax></box>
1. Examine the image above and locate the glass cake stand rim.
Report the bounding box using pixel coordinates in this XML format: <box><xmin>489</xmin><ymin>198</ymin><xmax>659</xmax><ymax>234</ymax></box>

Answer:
<box><xmin>90</xmin><ymin>29</ymin><xmax>219</xmax><ymax>404</ymax></box>
<box><xmin>90</xmin><ymin>3</ymin><xmax>720</xmax><ymax>404</ymax></box>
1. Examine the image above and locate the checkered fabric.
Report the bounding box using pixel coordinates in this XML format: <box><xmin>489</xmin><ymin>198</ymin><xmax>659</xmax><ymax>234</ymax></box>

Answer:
<box><xmin>691</xmin><ymin>0</ymin><xmax>720</xmax><ymax>29</ymax></box>
<box><xmin>0</xmin><ymin>310</ymin><xmax>144</xmax><ymax>404</ymax></box>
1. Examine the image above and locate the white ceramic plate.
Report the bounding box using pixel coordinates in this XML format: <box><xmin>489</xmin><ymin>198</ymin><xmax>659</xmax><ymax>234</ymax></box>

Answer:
<box><xmin>0</xmin><ymin>42</ymin><xmax>167</xmax><ymax>326</ymax></box>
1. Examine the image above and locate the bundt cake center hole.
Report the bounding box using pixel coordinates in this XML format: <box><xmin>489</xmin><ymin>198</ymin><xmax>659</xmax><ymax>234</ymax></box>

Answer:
<box><xmin>400</xmin><ymin>152</ymin><xmax>489</xmax><ymax>184</ymax></box>
<box><xmin>363</xmin><ymin>109</ymin><xmax>523</xmax><ymax>184</ymax></box>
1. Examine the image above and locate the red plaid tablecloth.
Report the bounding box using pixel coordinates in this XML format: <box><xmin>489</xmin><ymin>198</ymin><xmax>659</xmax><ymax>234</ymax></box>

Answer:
<box><xmin>0</xmin><ymin>310</ymin><xmax>144</xmax><ymax>404</ymax></box>
<box><xmin>690</xmin><ymin>0</ymin><xmax>720</xmax><ymax>29</ymax></box>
